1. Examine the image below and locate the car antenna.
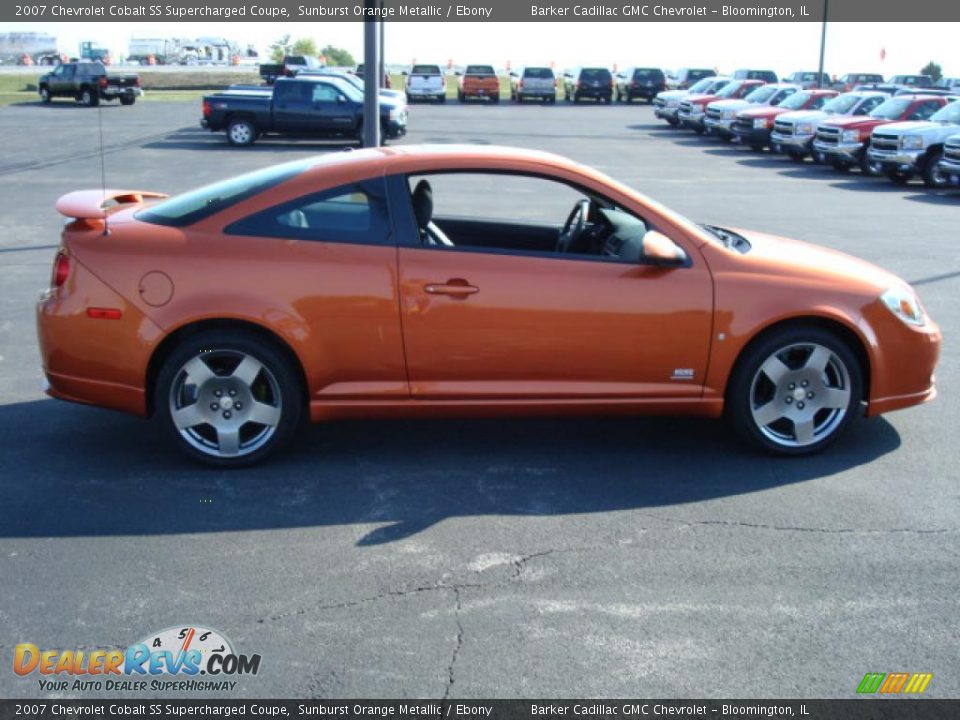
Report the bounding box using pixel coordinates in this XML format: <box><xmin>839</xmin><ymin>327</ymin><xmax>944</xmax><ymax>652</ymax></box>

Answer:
<box><xmin>97</xmin><ymin>97</ymin><xmax>110</xmax><ymax>236</ymax></box>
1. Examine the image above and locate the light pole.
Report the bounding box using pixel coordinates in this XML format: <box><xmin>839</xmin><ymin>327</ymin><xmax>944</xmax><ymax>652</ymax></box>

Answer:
<box><xmin>817</xmin><ymin>0</ymin><xmax>829</xmax><ymax>88</ymax></box>
<box><xmin>362</xmin><ymin>3</ymin><xmax>380</xmax><ymax>147</ymax></box>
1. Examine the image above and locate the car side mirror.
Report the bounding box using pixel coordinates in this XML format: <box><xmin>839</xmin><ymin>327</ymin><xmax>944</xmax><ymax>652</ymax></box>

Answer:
<box><xmin>337</xmin><ymin>95</ymin><xmax>347</xmax><ymax>103</ymax></box>
<box><xmin>642</xmin><ymin>230</ymin><xmax>688</xmax><ymax>267</ymax></box>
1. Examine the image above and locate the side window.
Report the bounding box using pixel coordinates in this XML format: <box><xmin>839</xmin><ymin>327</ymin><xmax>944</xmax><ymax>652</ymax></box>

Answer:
<box><xmin>908</xmin><ymin>101</ymin><xmax>940</xmax><ymax>121</ymax></box>
<box><xmin>225</xmin><ymin>180</ymin><xmax>391</xmax><ymax>245</ymax></box>
<box><xmin>859</xmin><ymin>96</ymin><xmax>883</xmax><ymax>114</ymax></box>
<box><xmin>275</xmin><ymin>82</ymin><xmax>310</xmax><ymax>103</ymax></box>
<box><xmin>312</xmin><ymin>83</ymin><xmax>341</xmax><ymax>103</ymax></box>
<box><xmin>63</xmin><ymin>65</ymin><xmax>75</xmax><ymax>80</ymax></box>
<box><xmin>809</xmin><ymin>96</ymin><xmax>828</xmax><ymax>110</ymax></box>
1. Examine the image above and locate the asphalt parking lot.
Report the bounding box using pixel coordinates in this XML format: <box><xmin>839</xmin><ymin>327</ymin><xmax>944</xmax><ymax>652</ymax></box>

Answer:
<box><xmin>0</xmin><ymin>99</ymin><xmax>957</xmax><ymax>699</ymax></box>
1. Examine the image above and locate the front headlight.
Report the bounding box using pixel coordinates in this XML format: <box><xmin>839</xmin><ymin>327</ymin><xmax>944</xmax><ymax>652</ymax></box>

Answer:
<box><xmin>881</xmin><ymin>287</ymin><xmax>926</xmax><ymax>327</ymax></box>
<box><xmin>900</xmin><ymin>135</ymin><xmax>924</xmax><ymax>150</ymax></box>
<box><xmin>842</xmin><ymin>129</ymin><xmax>860</xmax><ymax>143</ymax></box>
<box><xmin>753</xmin><ymin>118</ymin><xmax>768</xmax><ymax>129</ymax></box>
<box><xmin>796</xmin><ymin>123</ymin><xmax>814</xmax><ymax>135</ymax></box>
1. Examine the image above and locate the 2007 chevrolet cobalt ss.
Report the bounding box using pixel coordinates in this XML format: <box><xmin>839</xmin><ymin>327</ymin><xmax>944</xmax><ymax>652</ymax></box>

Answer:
<box><xmin>37</xmin><ymin>145</ymin><xmax>940</xmax><ymax>466</ymax></box>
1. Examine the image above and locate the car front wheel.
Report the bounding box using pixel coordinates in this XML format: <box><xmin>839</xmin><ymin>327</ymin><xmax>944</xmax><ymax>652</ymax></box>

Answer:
<box><xmin>921</xmin><ymin>150</ymin><xmax>947</xmax><ymax>188</ymax></box>
<box><xmin>728</xmin><ymin>327</ymin><xmax>862</xmax><ymax>455</ymax></box>
<box><xmin>156</xmin><ymin>331</ymin><xmax>302</xmax><ymax>467</ymax></box>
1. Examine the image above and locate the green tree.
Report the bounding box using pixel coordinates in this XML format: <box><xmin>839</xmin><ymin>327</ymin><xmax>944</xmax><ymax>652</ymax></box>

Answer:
<box><xmin>291</xmin><ymin>38</ymin><xmax>319</xmax><ymax>58</ymax></box>
<box><xmin>269</xmin><ymin>34</ymin><xmax>291</xmax><ymax>63</ymax></box>
<box><xmin>320</xmin><ymin>45</ymin><xmax>356</xmax><ymax>67</ymax></box>
<box><xmin>921</xmin><ymin>61</ymin><xmax>942</xmax><ymax>83</ymax></box>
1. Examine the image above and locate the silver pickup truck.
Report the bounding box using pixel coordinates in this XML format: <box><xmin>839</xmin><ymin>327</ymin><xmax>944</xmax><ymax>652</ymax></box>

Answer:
<box><xmin>771</xmin><ymin>91</ymin><xmax>887</xmax><ymax>162</ymax></box>
<box><xmin>938</xmin><ymin>134</ymin><xmax>960</xmax><ymax>183</ymax></box>
<box><xmin>653</xmin><ymin>76</ymin><xmax>726</xmax><ymax>126</ymax></box>
<box><xmin>866</xmin><ymin>100</ymin><xmax>960</xmax><ymax>187</ymax></box>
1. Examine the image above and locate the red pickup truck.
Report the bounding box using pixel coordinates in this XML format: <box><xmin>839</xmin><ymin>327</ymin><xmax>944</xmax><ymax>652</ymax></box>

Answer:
<box><xmin>677</xmin><ymin>79</ymin><xmax>764</xmax><ymax>134</ymax></box>
<box><xmin>733</xmin><ymin>89</ymin><xmax>838</xmax><ymax>150</ymax></box>
<box><xmin>458</xmin><ymin>64</ymin><xmax>500</xmax><ymax>103</ymax></box>
<box><xmin>813</xmin><ymin>94</ymin><xmax>952</xmax><ymax>175</ymax></box>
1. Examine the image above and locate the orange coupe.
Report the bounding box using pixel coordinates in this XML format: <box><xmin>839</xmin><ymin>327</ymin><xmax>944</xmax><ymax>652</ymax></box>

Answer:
<box><xmin>37</xmin><ymin>145</ymin><xmax>940</xmax><ymax>466</ymax></box>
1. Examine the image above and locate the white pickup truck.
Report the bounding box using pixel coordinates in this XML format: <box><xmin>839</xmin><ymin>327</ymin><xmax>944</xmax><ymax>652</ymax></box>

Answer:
<box><xmin>938</xmin><ymin>134</ymin><xmax>960</xmax><ymax>183</ymax></box>
<box><xmin>866</xmin><ymin>99</ymin><xmax>960</xmax><ymax>187</ymax></box>
<box><xmin>405</xmin><ymin>64</ymin><xmax>446</xmax><ymax>103</ymax></box>
<box><xmin>771</xmin><ymin>91</ymin><xmax>888</xmax><ymax>162</ymax></box>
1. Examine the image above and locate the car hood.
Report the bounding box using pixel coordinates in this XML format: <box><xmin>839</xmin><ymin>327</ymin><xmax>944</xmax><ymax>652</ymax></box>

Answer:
<box><xmin>729</xmin><ymin>227</ymin><xmax>902</xmax><ymax>293</ymax></box>
<box><xmin>708</xmin><ymin>99</ymin><xmax>750</xmax><ymax>111</ymax></box>
<box><xmin>738</xmin><ymin>105</ymin><xmax>784</xmax><ymax>119</ymax></box>
<box><xmin>775</xmin><ymin>109</ymin><xmax>829</xmax><ymax>123</ymax></box>
<box><xmin>656</xmin><ymin>89</ymin><xmax>689</xmax><ymax>101</ymax></box>
<box><xmin>821</xmin><ymin>115</ymin><xmax>887</xmax><ymax>130</ymax></box>
<box><xmin>874</xmin><ymin>120</ymin><xmax>956</xmax><ymax>135</ymax></box>
<box><xmin>684</xmin><ymin>93</ymin><xmax>720</xmax><ymax>105</ymax></box>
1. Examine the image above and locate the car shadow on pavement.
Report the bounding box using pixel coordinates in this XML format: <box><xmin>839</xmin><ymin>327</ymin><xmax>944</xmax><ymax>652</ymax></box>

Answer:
<box><xmin>142</xmin><ymin>132</ymin><xmax>362</xmax><ymax>153</ymax></box>
<box><xmin>0</xmin><ymin>398</ymin><xmax>901</xmax><ymax>545</ymax></box>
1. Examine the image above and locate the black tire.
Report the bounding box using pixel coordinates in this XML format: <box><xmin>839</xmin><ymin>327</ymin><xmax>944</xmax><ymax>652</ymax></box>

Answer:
<box><xmin>80</xmin><ymin>87</ymin><xmax>98</xmax><ymax>107</ymax></box>
<box><xmin>884</xmin><ymin>168</ymin><xmax>912</xmax><ymax>184</ymax></box>
<box><xmin>119</xmin><ymin>95</ymin><xmax>135</xmax><ymax>106</ymax></box>
<box><xmin>750</xmin><ymin>143</ymin><xmax>765</xmax><ymax>152</ymax></box>
<box><xmin>811</xmin><ymin>149</ymin><xmax>827</xmax><ymax>165</ymax></box>
<box><xmin>615</xmin><ymin>89</ymin><xmax>622</xmax><ymax>102</ymax></box>
<box><xmin>548</xmin><ymin>94</ymin><xmax>556</xmax><ymax>105</ymax></box>
<box><xmin>39</xmin><ymin>86</ymin><xmax>50</xmax><ymax>104</ymax></box>
<box><xmin>573</xmin><ymin>92</ymin><xmax>580</xmax><ymax>104</ymax></box>
<box><xmin>155</xmin><ymin>330</ymin><xmax>303</xmax><ymax>467</ymax></box>
<box><xmin>860</xmin><ymin>152</ymin><xmax>883</xmax><ymax>177</ymax></box>
<box><xmin>491</xmin><ymin>94</ymin><xmax>499</xmax><ymax>104</ymax></box>
<box><xmin>727</xmin><ymin>325</ymin><xmax>863</xmax><ymax>456</ymax></box>
<box><xmin>921</xmin><ymin>150</ymin><xmax>948</xmax><ymax>188</ymax></box>
<box><xmin>667</xmin><ymin>117</ymin><xmax>679</xmax><ymax>127</ymax></box>
<box><xmin>831</xmin><ymin>160</ymin><xmax>852</xmax><ymax>173</ymax></box>
<box><xmin>226</xmin><ymin>118</ymin><xmax>257</xmax><ymax>146</ymax></box>
<box><xmin>457</xmin><ymin>91</ymin><xmax>465</xmax><ymax>103</ymax></box>
<box><xmin>437</xmin><ymin>94</ymin><xmax>446</xmax><ymax>104</ymax></box>
<box><xmin>788</xmin><ymin>150</ymin><xmax>805</xmax><ymax>163</ymax></box>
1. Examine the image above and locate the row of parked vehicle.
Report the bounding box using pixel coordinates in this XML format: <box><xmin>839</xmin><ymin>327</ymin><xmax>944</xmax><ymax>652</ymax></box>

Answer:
<box><xmin>654</xmin><ymin>73</ymin><xmax>960</xmax><ymax>190</ymax></box>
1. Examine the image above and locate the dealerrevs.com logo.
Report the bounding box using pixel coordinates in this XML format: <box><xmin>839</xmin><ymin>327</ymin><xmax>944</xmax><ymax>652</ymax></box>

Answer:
<box><xmin>14</xmin><ymin>625</ymin><xmax>261</xmax><ymax>693</ymax></box>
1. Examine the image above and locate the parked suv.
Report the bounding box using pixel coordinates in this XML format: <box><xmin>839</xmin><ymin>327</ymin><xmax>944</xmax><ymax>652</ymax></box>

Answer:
<box><xmin>734</xmin><ymin>89</ymin><xmax>837</xmax><ymax>150</ymax></box>
<box><xmin>457</xmin><ymin>64</ymin><xmax>500</xmax><ymax>103</ymax></box>
<box><xmin>771</xmin><ymin>91</ymin><xmax>888</xmax><ymax>162</ymax></box>
<box><xmin>888</xmin><ymin>74</ymin><xmax>936</xmax><ymax>89</ymax></box>
<box><xmin>866</xmin><ymin>100</ymin><xmax>960</xmax><ymax>187</ymax></box>
<box><xmin>783</xmin><ymin>71</ymin><xmax>831</xmax><ymax>89</ymax></box>
<box><xmin>678</xmin><ymin>79</ymin><xmax>765</xmax><ymax>133</ymax></box>
<box><xmin>510</xmin><ymin>66</ymin><xmax>556</xmax><ymax>103</ymax></box>
<box><xmin>703</xmin><ymin>83</ymin><xmax>797</xmax><ymax>141</ymax></box>
<box><xmin>814</xmin><ymin>94</ymin><xmax>952</xmax><ymax>175</ymax></box>
<box><xmin>406</xmin><ymin>64</ymin><xmax>446</xmax><ymax>103</ymax></box>
<box><xmin>938</xmin><ymin>134</ymin><xmax>960</xmax><ymax>181</ymax></box>
<box><xmin>563</xmin><ymin>67</ymin><xmax>614</xmax><ymax>103</ymax></box>
<box><xmin>832</xmin><ymin>73</ymin><xmax>884</xmax><ymax>92</ymax></box>
<box><xmin>732</xmin><ymin>69</ymin><xmax>779</xmax><ymax>84</ymax></box>
<box><xmin>671</xmin><ymin>68</ymin><xmax>716</xmax><ymax>89</ymax></box>
<box><xmin>615</xmin><ymin>67</ymin><xmax>666</xmax><ymax>103</ymax></box>
<box><xmin>654</xmin><ymin>76</ymin><xmax>725</xmax><ymax>126</ymax></box>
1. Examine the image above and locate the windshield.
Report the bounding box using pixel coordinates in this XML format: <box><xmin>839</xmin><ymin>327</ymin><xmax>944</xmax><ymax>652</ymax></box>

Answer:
<box><xmin>823</xmin><ymin>93</ymin><xmax>861</xmax><ymax>113</ymax></box>
<box><xmin>137</xmin><ymin>159</ymin><xmax>313</xmax><ymax>227</ymax></box>
<box><xmin>745</xmin><ymin>86</ymin><xmax>776</xmax><ymax>103</ymax></box>
<box><xmin>778</xmin><ymin>92</ymin><xmax>812</xmax><ymax>110</ymax></box>
<box><xmin>931</xmin><ymin>103</ymin><xmax>960</xmax><ymax>124</ymax></box>
<box><xmin>465</xmin><ymin>65</ymin><xmax>495</xmax><ymax>76</ymax></box>
<box><xmin>716</xmin><ymin>81</ymin><xmax>744</xmax><ymax>98</ymax></box>
<box><xmin>870</xmin><ymin>97</ymin><xmax>912</xmax><ymax>120</ymax></box>
<box><xmin>687</xmin><ymin>77</ymin><xmax>715</xmax><ymax>93</ymax></box>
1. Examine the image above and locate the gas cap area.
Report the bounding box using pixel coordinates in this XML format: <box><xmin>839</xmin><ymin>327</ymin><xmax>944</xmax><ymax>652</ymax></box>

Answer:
<box><xmin>138</xmin><ymin>271</ymin><xmax>174</xmax><ymax>307</ymax></box>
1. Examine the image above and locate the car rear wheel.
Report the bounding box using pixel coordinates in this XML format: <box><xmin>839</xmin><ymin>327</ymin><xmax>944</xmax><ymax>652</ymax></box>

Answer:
<box><xmin>157</xmin><ymin>331</ymin><xmax>302</xmax><ymax>467</ymax></box>
<box><xmin>921</xmin><ymin>150</ymin><xmax>948</xmax><ymax>188</ymax></box>
<box><xmin>227</xmin><ymin>118</ymin><xmax>257</xmax><ymax>146</ymax></box>
<box><xmin>119</xmin><ymin>95</ymin><xmax>135</xmax><ymax>106</ymax></box>
<box><xmin>39</xmin><ymin>86</ymin><xmax>51</xmax><ymax>103</ymax></box>
<box><xmin>728</xmin><ymin>327</ymin><xmax>862</xmax><ymax>455</ymax></box>
<box><xmin>80</xmin><ymin>88</ymin><xmax>98</xmax><ymax>107</ymax></box>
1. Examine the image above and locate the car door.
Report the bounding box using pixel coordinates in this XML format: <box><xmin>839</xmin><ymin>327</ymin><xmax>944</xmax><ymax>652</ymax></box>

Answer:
<box><xmin>53</xmin><ymin>64</ymin><xmax>74</xmax><ymax>95</ymax></box>
<box><xmin>307</xmin><ymin>81</ymin><xmax>356</xmax><ymax>134</ymax></box>
<box><xmin>393</xmin><ymin>171</ymin><xmax>714</xmax><ymax>399</ymax></box>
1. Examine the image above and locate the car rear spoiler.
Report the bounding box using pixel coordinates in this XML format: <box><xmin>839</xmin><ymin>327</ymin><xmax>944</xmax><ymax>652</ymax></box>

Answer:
<box><xmin>56</xmin><ymin>189</ymin><xmax>169</xmax><ymax>220</ymax></box>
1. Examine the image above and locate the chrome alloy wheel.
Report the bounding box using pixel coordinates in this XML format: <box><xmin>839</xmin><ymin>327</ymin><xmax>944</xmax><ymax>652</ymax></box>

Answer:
<box><xmin>748</xmin><ymin>343</ymin><xmax>852</xmax><ymax>448</ymax></box>
<box><xmin>168</xmin><ymin>350</ymin><xmax>282</xmax><ymax>458</ymax></box>
<box><xmin>229</xmin><ymin>122</ymin><xmax>253</xmax><ymax>145</ymax></box>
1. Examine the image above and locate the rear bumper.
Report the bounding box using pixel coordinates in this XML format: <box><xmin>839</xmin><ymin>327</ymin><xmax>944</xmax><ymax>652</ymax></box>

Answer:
<box><xmin>103</xmin><ymin>86</ymin><xmax>143</xmax><ymax>98</ymax></box>
<box><xmin>406</xmin><ymin>86</ymin><xmax>443</xmax><ymax>97</ymax></box>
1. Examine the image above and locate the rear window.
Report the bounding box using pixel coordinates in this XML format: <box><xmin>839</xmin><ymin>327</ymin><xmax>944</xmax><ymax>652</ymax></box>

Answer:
<box><xmin>581</xmin><ymin>68</ymin><xmax>612</xmax><ymax>82</ymax></box>
<box><xmin>411</xmin><ymin>65</ymin><xmax>441</xmax><ymax>75</ymax></box>
<box><xmin>687</xmin><ymin>69</ymin><xmax>714</xmax><ymax>81</ymax></box>
<box><xmin>633</xmin><ymin>68</ymin><xmax>664</xmax><ymax>80</ymax></box>
<box><xmin>137</xmin><ymin>159</ymin><xmax>313</xmax><ymax>227</ymax></box>
<box><xmin>465</xmin><ymin>65</ymin><xmax>495</xmax><ymax>76</ymax></box>
<box><xmin>523</xmin><ymin>67</ymin><xmax>554</xmax><ymax>79</ymax></box>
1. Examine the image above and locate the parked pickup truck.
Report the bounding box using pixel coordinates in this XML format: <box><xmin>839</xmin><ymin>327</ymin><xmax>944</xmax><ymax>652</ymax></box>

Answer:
<box><xmin>733</xmin><ymin>89</ymin><xmax>837</xmax><ymax>150</ymax></box>
<box><xmin>832</xmin><ymin>73</ymin><xmax>884</xmax><ymax>92</ymax></box>
<box><xmin>770</xmin><ymin>91</ymin><xmax>888</xmax><ymax>161</ymax></box>
<box><xmin>38</xmin><ymin>61</ymin><xmax>141</xmax><ymax>106</ymax></box>
<box><xmin>678</xmin><ymin>79</ymin><xmax>764</xmax><ymax>133</ymax></box>
<box><xmin>887</xmin><ymin>74</ymin><xmax>936</xmax><ymax>89</ymax></box>
<box><xmin>653</xmin><ymin>76</ymin><xmax>725</xmax><ymax>126</ymax></box>
<box><xmin>406</xmin><ymin>64</ymin><xmax>446</xmax><ymax>103</ymax></box>
<box><xmin>783</xmin><ymin>71</ymin><xmax>831</xmax><ymax>89</ymax></box>
<box><xmin>813</xmin><ymin>94</ymin><xmax>952</xmax><ymax>175</ymax></box>
<box><xmin>938</xmin><ymin>134</ymin><xmax>960</xmax><ymax>182</ymax></box>
<box><xmin>259</xmin><ymin>55</ymin><xmax>324</xmax><ymax>84</ymax></box>
<box><xmin>704</xmin><ymin>83</ymin><xmax>798</xmax><ymax>140</ymax></box>
<box><xmin>458</xmin><ymin>65</ymin><xmax>500</xmax><ymax>103</ymax></box>
<box><xmin>866</xmin><ymin>100</ymin><xmax>960</xmax><ymax>187</ymax></box>
<box><xmin>201</xmin><ymin>76</ymin><xmax>407</xmax><ymax>147</ymax></box>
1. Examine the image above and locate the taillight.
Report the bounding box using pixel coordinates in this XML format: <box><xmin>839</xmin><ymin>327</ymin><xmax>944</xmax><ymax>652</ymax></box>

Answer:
<box><xmin>202</xmin><ymin>100</ymin><xmax>212</xmax><ymax>118</ymax></box>
<box><xmin>98</xmin><ymin>77</ymin><xmax>107</xmax><ymax>88</ymax></box>
<box><xmin>518</xmin><ymin>79</ymin><xmax>523</xmax><ymax>89</ymax></box>
<box><xmin>52</xmin><ymin>252</ymin><xmax>70</xmax><ymax>288</ymax></box>
<box><xmin>135</xmin><ymin>77</ymin><xmax>141</xmax><ymax>87</ymax></box>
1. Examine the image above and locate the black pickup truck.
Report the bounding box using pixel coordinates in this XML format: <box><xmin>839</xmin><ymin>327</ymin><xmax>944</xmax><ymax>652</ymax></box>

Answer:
<box><xmin>37</xmin><ymin>62</ymin><xmax>141</xmax><ymax>107</ymax></box>
<box><xmin>258</xmin><ymin>55</ymin><xmax>324</xmax><ymax>84</ymax></box>
<box><xmin>201</xmin><ymin>76</ymin><xmax>408</xmax><ymax>146</ymax></box>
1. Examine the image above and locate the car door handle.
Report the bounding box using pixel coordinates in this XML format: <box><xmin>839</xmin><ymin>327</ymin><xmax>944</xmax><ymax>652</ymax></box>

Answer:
<box><xmin>423</xmin><ymin>279</ymin><xmax>479</xmax><ymax>296</ymax></box>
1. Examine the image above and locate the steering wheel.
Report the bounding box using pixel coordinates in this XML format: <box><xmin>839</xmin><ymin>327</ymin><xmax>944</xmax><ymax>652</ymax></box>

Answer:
<box><xmin>556</xmin><ymin>199</ymin><xmax>591</xmax><ymax>253</ymax></box>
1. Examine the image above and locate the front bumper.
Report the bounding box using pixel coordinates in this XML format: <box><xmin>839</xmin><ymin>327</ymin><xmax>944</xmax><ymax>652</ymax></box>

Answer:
<box><xmin>770</xmin><ymin>130</ymin><xmax>815</xmax><ymax>150</ymax></box>
<box><xmin>866</xmin><ymin>311</ymin><xmax>941</xmax><ymax>418</ymax></box>
<box><xmin>704</xmin><ymin>116</ymin><xmax>736</xmax><ymax>136</ymax></box>
<box><xmin>384</xmin><ymin>117</ymin><xmax>408</xmax><ymax>138</ymax></box>
<box><xmin>733</xmin><ymin>126</ymin><xmax>772</xmax><ymax>146</ymax></box>
<box><xmin>866</xmin><ymin>147</ymin><xmax>923</xmax><ymax>171</ymax></box>
<box><xmin>938</xmin><ymin>156</ymin><xmax>960</xmax><ymax>180</ymax></box>
<box><xmin>678</xmin><ymin>109</ymin><xmax>705</xmax><ymax>129</ymax></box>
<box><xmin>654</xmin><ymin>105</ymin><xmax>680</xmax><ymax>120</ymax></box>
<box><xmin>812</xmin><ymin>139</ymin><xmax>864</xmax><ymax>160</ymax></box>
